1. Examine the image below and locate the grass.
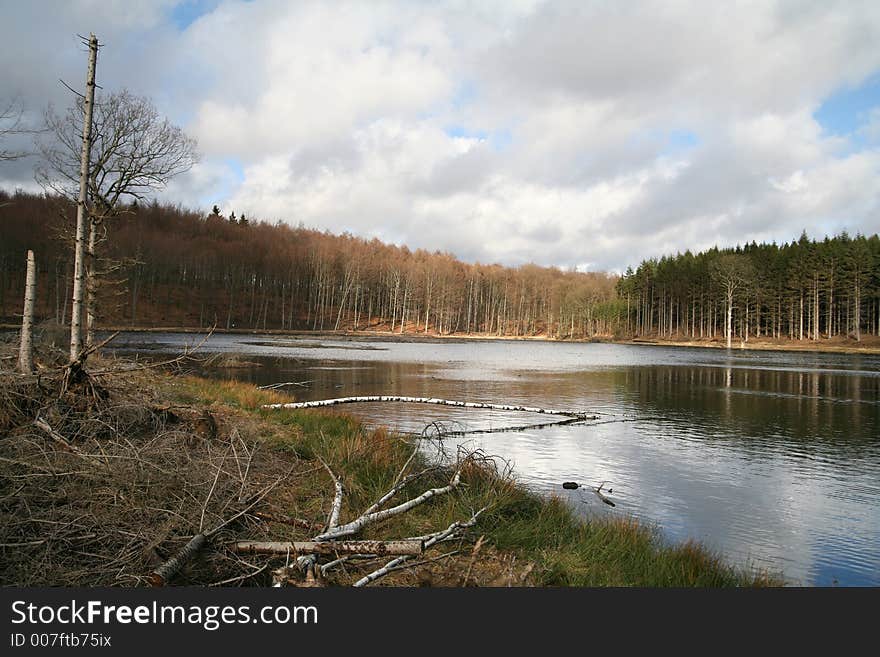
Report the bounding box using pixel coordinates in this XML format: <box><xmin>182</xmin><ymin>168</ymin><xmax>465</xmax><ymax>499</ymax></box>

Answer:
<box><xmin>167</xmin><ymin>375</ymin><xmax>780</xmax><ymax>587</ymax></box>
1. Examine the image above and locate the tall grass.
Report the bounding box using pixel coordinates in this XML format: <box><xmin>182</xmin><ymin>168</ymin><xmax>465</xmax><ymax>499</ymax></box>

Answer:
<box><xmin>170</xmin><ymin>375</ymin><xmax>780</xmax><ymax>587</ymax></box>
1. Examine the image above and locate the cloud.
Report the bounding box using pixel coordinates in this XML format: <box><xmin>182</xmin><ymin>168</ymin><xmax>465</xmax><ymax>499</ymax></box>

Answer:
<box><xmin>2</xmin><ymin>0</ymin><xmax>880</xmax><ymax>270</ymax></box>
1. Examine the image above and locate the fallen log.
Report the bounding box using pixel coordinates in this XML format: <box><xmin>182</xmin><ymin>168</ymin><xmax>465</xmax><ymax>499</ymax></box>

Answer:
<box><xmin>262</xmin><ymin>396</ymin><xmax>590</xmax><ymax>419</ymax></box>
<box><xmin>232</xmin><ymin>540</ymin><xmax>424</xmax><ymax>557</ymax></box>
<box><xmin>293</xmin><ymin>463</ymin><xmax>465</xmax><ymax>580</ymax></box>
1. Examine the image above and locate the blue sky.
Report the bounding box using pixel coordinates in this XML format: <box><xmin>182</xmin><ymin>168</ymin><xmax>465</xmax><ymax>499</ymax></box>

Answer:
<box><xmin>815</xmin><ymin>73</ymin><xmax>880</xmax><ymax>146</ymax></box>
<box><xmin>170</xmin><ymin>0</ymin><xmax>221</xmax><ymax>30</ymax></box>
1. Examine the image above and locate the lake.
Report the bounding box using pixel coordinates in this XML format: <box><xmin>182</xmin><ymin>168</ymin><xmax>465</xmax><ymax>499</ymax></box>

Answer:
<box><xmin>110</xmin><ymin>331</ymin><xmax>880</xmax><ymax>586</ymax></box>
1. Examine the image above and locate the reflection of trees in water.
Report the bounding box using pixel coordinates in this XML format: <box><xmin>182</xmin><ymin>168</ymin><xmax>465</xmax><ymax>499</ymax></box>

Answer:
<box><xmin>616</xmin><ymin>365</ymin><xmax>878</xmax><ymax>453</ymax></box>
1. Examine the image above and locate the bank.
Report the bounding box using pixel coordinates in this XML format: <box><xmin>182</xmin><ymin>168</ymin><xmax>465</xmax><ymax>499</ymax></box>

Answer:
<box><xmin>164</xmin><ymin>374</ymin><xmax>781</xmax><ymax>587</ymax></box>
<box><xmin>0</xmin><ymin>334</ymin><xmax>782</xmax><ymax>587</ymax></box>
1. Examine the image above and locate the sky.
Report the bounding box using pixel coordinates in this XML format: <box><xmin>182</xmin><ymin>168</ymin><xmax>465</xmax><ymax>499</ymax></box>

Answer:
<box><xmin>1</xmin><ymin>0</ymin><xmax>880</xmax><ymax>273</ymax></box>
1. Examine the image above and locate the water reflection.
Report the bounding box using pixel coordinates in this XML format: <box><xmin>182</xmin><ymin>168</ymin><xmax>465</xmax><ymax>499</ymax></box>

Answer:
<box><xmin>111</xmin><ymin>332</ymin><xmax>880</xmax><ymax>586</ymax></box>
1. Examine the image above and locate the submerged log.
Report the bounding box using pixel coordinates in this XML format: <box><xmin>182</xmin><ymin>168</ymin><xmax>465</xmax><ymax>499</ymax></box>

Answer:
<box><xmin>594</xmin><ymin>482</ymin><xmax>616</xmax><ymax>507</ymax></box>
<box><xmin>263</xmin><ymin>396</ymin><xmax>590</xmax><ymax>419</ymax></box>
<box><xmin>561</xmin><ymin>480</ymin><xmax>616</xmax><ymax>506</ymax></box>
<box><xmin>232</xmin><ymin>540</ymin><xmax>424</xmax><ymax>557</ymax></box>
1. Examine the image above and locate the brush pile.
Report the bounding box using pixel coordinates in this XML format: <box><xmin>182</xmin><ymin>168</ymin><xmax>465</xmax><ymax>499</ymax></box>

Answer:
<box><xmin>0</xmin><ymin>341</ymin><xmax>495</xmax><ymax>587</ymax></box>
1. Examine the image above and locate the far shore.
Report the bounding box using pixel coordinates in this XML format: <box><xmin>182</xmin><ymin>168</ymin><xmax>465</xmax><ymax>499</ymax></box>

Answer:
<box><xmin>4</xmin><ymin>322</ymin><xmax>879</xmax><ymax>355</ymax></box>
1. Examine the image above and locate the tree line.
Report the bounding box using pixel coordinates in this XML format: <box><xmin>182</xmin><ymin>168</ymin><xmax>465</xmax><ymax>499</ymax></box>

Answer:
<box><xmin>2</xmin><ymin>190</ymin><xmax>879</xmax><ymax>344</ymax></box>
<box><xmin>616</xmin><ymin>232</ymin><xmax>880</xmax><ymax>344</ymax></box>
<box><xmin>0</xmin><ymin>190</ymin><xmax>620</xmax><ymax>338</ymax></box>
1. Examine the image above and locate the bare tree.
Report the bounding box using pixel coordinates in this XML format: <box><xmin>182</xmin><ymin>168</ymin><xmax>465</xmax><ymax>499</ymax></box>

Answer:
<box><xmin>38</xmin><ymin>90</ymin><xmax>199</xmax><ymax>220</ymax></box>
<box><xmin>38</xmin><ymin>88</ymin><xmax>200</xmax><ymax>350</ymax></box>
<box><xmin>0</xmin><ymin>97</ymin><xmax>30</xmax><ymax>162</ymax></box>
<box><xmin>711</xmin><ymin>254</ymin><xmax>754</xmax><ymax>348</ymax></box>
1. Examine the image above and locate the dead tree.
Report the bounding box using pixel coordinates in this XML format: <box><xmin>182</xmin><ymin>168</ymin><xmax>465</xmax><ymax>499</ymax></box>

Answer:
<box><xmin>18</xmin><ymin>250</ymin><xmax>36</xmax><ymax>373</ymax></box>
<box><xmin>69</xmin><ymin>34</ymin><xmax>98</xmax><ymax>362</ymax></box>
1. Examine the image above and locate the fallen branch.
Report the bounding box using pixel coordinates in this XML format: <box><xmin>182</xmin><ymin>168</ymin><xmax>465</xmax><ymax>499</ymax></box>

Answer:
<box><xmin>352</xmin><ymin>507</ymin><xmax>487</xmax><ymax>587</ymax></box>
<box><xmin>417</xmin><ymin>415</ymin><xmax>590</xmax><ymax>438</ymax></box>
<box><xmin>318</xmin><ymin>456</ymin><xmax>344</xmax><ymax>530</ymax></box>
<box><xmin>595</xmin><ymin>482</ymin><xmax>616</xmax><ymax>507</ymax></box>
<box><xmin>253</xmin><ymin>511</ymin><xmax>319</xmax><ymax>531</ymax></box>
<box><xmin>561</xmin><ymin>480</ymin><xmax>616</xmax><ymax>507</ymax></box>
<box><xmin>231</xmin><ymin>540</ymin><xmax>424</xmax><ymax>557</ymax></box>
<box><xmin>149</xmin><ymin>468</ymin><xmax>291</xmax><ymax>586</ymax></box>
<box><xmin>291</xmin><ymin>461</ymin><xmax>466</xmax><ymax>581</ymax></box>
<box><xmin>33</xmin><ymin>416</ymin><xmax>81</xmax><ymax>455</ymax></box>
<box><xmin>314</xmin><ymin>470</ymin><xmax>462</xmax><ymax>542</ymax></box>
<box><xmin>262</xmin><ymin>396</ymin><xmax>590</xmax><ymax>419</ymax></box>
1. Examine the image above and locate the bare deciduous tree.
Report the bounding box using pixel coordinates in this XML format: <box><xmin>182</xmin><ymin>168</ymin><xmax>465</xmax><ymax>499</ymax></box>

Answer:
<box><xmin>38</xmin><ymin>90</ymin><xmax>199</xmax><ymax>220</ymax></box>
<box><xmin>37</xmin><ymin>89</ymin><xmax>200</xmax><ymax>350</ymax></box>
<box><xmin>711</xmin><ymin>254</ymin><xmax>754</xmax><ymax>349</ymax></box>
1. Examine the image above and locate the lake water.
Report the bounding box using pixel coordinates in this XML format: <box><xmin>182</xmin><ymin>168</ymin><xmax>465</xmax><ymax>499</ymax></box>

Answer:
<box><xmin>111</xmin><ymin>331</ymin><xmax>880</xmax><ymax>586</ymax></box>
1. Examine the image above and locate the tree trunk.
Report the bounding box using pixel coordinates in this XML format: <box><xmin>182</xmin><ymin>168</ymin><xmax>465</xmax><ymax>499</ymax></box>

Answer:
<box><xmin>85</xmin><ymin>217</ymin><xmax>98</xmax><ymax>348</ymax></box>
<box><xmin>18</xmin><ymin>250</ymin><xmax>36</xmax><ymax>373</ymax></box>
<box><xmin>69</xmin><ymin>33</ymin><xmax>98</xmax><ymax>362</ymax></box>
<box><xmin>726</xmin><ymin>288</ymin><xmax>733</xmax><ymax>349</ymax></box>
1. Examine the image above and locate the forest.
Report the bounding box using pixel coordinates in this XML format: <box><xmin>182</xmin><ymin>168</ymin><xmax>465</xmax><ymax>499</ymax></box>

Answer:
<box><xmin>1</xmin><ymin>189</ymin><xmax>878</xmax><ymax>343</ymax></box>
<box><xmin>616</xmin><ymin>231</ymin><xmax>880</xmax><ymax>344</ymax></box>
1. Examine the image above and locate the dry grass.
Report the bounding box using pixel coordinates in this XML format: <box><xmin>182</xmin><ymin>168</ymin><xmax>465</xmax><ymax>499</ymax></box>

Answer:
<box><xmin>0</xmin><ymin>345</ymin><xmax>781</xmax><ymax>588</ymax></box>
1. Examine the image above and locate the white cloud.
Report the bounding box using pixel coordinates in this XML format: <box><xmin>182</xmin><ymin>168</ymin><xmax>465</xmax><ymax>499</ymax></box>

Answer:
<box><xmin>3</xmin><ymin>0</ymin><xmax>880</xmax><ymax>270</ymax></box>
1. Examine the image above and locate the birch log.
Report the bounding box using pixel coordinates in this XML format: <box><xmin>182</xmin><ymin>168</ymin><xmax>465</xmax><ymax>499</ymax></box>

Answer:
<box><xmin>263</xmin><ymin>396</ymin><xmax>589</xmax><ymax>419</ymax></box>
<box><xmin>232</xmin><ymin>540</ymin><xmax>424</xmax><ymax>557</ymax></box>
<box><xmin>352</xmin><ymin>507</ymin><xmax>486</xmax><ymax>587</ymax></box>
<box><xmin>313</xmin><ymin>471</ymin><xmax>461</xmax><ymax>542</ymax></box>
<box><xmin>18</xmin><ymin>250</ymin><xmax>35</xmax><ymax>373</ymax></box>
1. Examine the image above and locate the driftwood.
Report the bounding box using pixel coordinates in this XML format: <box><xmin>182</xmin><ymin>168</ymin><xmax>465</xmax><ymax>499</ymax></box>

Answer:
<box><xmin>257</xmin><ymin>380</ymin><xmax>313</xmax><ymax>390</ymax></box>
<box><xmin>595</xmin><ymin>482</ymin><xmax>615</xmax><ymax>507</ymax></box>
<box><xmin>263</xmin><ymin>396</ymin><xmax>590</xmax><ymax>419</ymax></box>
<box><xmin>420</xmin><ymin>415</ymin><xmax>592</xmax><ymax>438</ymax></box>
<box><xmin>232</xmin><ymin>540</ymin><xmax>424</xmax><ymax>557</ymax></box>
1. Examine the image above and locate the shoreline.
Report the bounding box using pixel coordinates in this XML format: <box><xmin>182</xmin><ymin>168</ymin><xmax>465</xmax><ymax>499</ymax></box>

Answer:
<box><xmin>4</xmin><ymin>322</ymin><xmax>878</xmax><ymax>355</ymax></box>
<box><xmin>0</xmin><ymin>357</ymin><xmax>779</xmax><ymax>586</ymax></box>
<box><xmin>99</xmin><ymin>325</ymin><xmax>880</xmax><ymax>355</ymax></box>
